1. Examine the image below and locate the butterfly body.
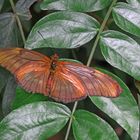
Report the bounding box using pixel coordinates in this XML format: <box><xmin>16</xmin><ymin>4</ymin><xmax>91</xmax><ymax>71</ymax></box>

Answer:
<box><xmin>50</xmin><ymin>54</ymin><xmax>59</xmax><ymax>71</ymax></box>
<box><xmin>0</xmin><ymin>48</ymin><xmax>122</xmax><ymax>103</ymax></box>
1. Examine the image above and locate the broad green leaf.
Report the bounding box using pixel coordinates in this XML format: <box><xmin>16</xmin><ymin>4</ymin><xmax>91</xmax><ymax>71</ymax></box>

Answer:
<box><xmin>90</xmin><ymin>68</ymin><xmax>139</xmax><ymax>140</ymax></box>
<box><xmin>113</xmin><ymin>2</ymin><xmax>140</xmax><ymax>37</ymax></box>
<box><xmin>0</xmin><ymin>13</ymin><xmax>22</xmax><ymax>48</ymax></box>
<box><xmin>40</xmin><ymin>0</ymin><xmax>112</xmax><ymax>12</ymax></box>
<box><xmin>2</xmin><ymin>77</ymin><xmax>17</xmax><ymax>116</ymax></box>
<box><xmin>126</xmin><ymin>0</ymin><xmax>140</xmax><ymax>8</ymax></box>
<box><xmin>0</xmin><ymin>101</ymin><xmax>71</xmax><ymax>140</ymax></box>
<box><xmin>15</xmin><ymin>0</ymin><xmax>37</xmax><ymax>20</ymax></box>
<box><xmin>72</xmin><ymin>110</ymin><xmax>119</xmax><ymax>140</ymax></box>
<box><xmin>25</xmin><ymin>11</ymin><xmax>100</xmax><ymax>49</ymax></box>
<box><xmin>59</xmin><ymin>58</ymin><xmax>82</xmax><ymax>64</ymax></box>
<box><xmin>0</xmin><ymin>0</ymin><xmax>4</xmax><ymax>11</ymax></box>
<box><xmin>100</xmin><ymin>30</ymin><xmax>140</xmax><ymax>80</ymax></box>
<box><xmin>12</xmin><ymin>87</ymin><xmax>48</xmax><ymax>110</ymax></box>
<box><xmin>0</xmin><ymin>0</ymin><xmax>11</xmax><ymax>12</ymax></box>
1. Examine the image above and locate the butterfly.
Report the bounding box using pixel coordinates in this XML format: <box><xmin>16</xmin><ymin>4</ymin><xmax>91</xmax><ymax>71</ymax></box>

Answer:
<box><xmin>0</xmin><ymin>48</ymin><xmax>122</xmax><ymax>103</ymax></box>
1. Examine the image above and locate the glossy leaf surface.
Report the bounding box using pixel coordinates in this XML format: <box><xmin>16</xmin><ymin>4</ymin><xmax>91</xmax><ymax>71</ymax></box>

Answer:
<box><xmin>72</xmin><ymin>110</ymin><xmax>119</xmax><ymax>140</ymax></box>
<box><xmin>0</xmin><ymin>13</ymin><xmax>22</xmax><ymax>48</ymax></box>
<box><xmin>100</xmin><ymin>30</ymin><xmax>140</xmax><ymax>80</ymax></box>
<box><xmin>12</xmin><ymin>87</ymin><xmax>48</xmax><ymax>110</ymax></box>
<box><xmin>15</xmin><ymin>0</ymin><xmax>38</xmax><ymax>20</ymax></box>
<box><xmin>40</xmin><ymin>0</ymin><xmax>112</xmax><ymax>12</ymax></box>
<box><xmin>113</xmin><ymin>2</ymin><xmax>140</xmax><ymax>36</ymax></box>
<box><xmin>25</xmin><ymin>11</ymin><xmax>100</xmax><ymax>49</ymax></box>
<box><xmin>2</xmin><ymin>77</ymin><xmax>17</xmax><ymax>116</ymax></box>
<box><xmin>126</xmin><ymin>0</ymin><xmax>140</xmax><ymax>8</ymax></box>
<box><xmin>90</xmin><ymin>68</ymin><xmax>139</xmax><ymax>140</ymax></box>
<box><xmin>0</xmin><ymin>101</ymin><xmax>71</xmax><ymax>140</ymax></box>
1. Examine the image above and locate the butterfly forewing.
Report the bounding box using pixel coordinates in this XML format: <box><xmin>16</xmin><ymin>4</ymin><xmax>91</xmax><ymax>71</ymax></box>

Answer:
<box><xmin>0</xmin><ymin>48</ymin><xmax>50</xmax><ymax>73</ymax></box>
<box><xmin>55</xmin><ymin>61</ymin><xmax>122</xmax><ymax>99</ymax></box>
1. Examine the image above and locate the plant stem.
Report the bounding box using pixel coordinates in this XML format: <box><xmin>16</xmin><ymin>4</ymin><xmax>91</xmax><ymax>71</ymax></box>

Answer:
<box><xmin>87</xmin><ymin>0</ymin><xmax>117</xmax><ymax>66</ymax></box>
<box><xmin>64</xmin><ymin>101</ymin><xmax>78</xmax><ymax>140</ymax></box>
<box><xmin>64</xmin><ymin>0</ymin><xmax>117</xmax><ymax>140</ymax></box>
<box><xmin>9</xmin><ymin>0</ymin><xmax>26</xmax><ymax>44</ymax></box>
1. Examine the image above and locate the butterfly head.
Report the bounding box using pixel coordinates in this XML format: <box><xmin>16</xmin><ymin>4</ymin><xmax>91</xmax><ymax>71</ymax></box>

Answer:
<box><xmin>51</xmin><ymin>53</ymin><xmax>59</xmax><ymax>61</ymax></box>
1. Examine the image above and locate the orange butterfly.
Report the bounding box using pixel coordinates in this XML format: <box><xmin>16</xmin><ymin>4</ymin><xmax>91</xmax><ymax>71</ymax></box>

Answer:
<box><xmin>0</xmin><ymin>48</ymin><xmax>122</xmax><ymax>103</ymax></box>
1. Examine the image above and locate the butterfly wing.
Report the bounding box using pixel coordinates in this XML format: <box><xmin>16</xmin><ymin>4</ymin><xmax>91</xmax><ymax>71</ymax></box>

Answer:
<box><xmin>49</xmin><ymin>61</ymin><xmax>122</xmax><ymax>103</ymax></box>
<box><xmin>0</xmin><ymin>48</ymin><xmax>51</xmax><ymax>94</ymax></box>
<box><xmin>49</xmin><ymin>65</ymin><xmax>86</xmax><ymax>103</ymax></box>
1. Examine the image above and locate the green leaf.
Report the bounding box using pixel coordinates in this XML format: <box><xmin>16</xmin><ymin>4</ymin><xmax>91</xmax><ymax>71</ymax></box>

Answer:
<box><xmin>40</xmin><ymin>0</ymin><xmax>112</xmax><ymax>12</ymax></box>
<box><xmin>25</xmin><ymin>11</ymin><xmax>100</xmax><ymax>49</ymax></box>
<box><xmin>0</xmin><ymin>13</ymin><xmax>22</xmax><ymax>48</ymax></box>
<box><xmin>0</xmin><ymin>101</ymin><xmax>71</xmax><ymax>140</ymax></box>
<box><xmin>90</xmin><ymin>68</ymin><xmax>140</xmax><ymax>140</ymax></box>
<box><xmin>126</xmin><ymin>0</ymin><xmax>140</xmax><ymax>8</ymax></box>
<box><xmin>0</xmin><ymin>0</ymin><xmax>11</xmax><ymax>12</ymax></box>
<box><xmin>2</xmin><ymin>77</ymin><xmax>17</xmax><ymax>116</ymax></box>
<box><xmin>15</xmin><ymin>0</ymin><xmax>38</xmax><ymax>20</ymax></box>
<box><xmin>113</xmin><ymin>2</ymin><xmax>140</xmax><ymax>37</ymax></box>
<box><xmin>100</xmin><ymin>30</ymin><xmax>140</xmax><ymax>80</ymax></box>
<box><xmin>72</xmin><ymin>110</ymin><xmax>119</xmax><ymax>140</ymax></box>
<box><xmin>59</xmin><ymin>58</ymin><xmax>82</xmax><ymax>64</ymax></box>
<box><xmin>0</xmin><ymin>0</ymin><xmax>4</xmax><ymax>11</ymax></box>
<box><xmin>12</xmin><ymin>87</ymin><xmax>48</xmax><ymax>110</ymax></box>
